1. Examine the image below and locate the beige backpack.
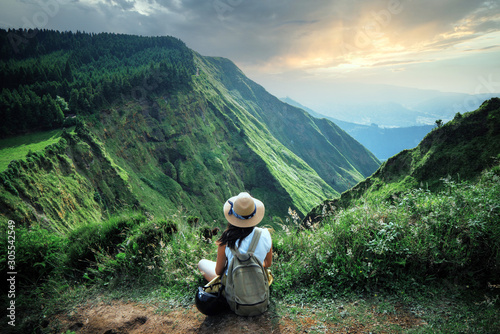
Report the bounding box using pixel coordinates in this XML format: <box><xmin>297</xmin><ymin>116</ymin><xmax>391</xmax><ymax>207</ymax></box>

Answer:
<box><xmin>223</xmin><ymin>228</ymin><xmax>269</xmax><ymax>316</ymax></box>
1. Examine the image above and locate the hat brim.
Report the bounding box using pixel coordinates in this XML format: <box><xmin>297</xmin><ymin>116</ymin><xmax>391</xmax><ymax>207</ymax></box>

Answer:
<box><xmin>223</xmin><ymin>195</ymin><xmax>265</xmax><ymax>228</ymax></box>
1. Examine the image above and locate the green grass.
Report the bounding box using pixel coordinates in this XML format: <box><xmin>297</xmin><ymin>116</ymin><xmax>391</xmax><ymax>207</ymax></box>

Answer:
<box><xmin>0</xmin><ymin>127</ymin><xmax>74</xmax><ymax>172</ymax></box>
<box><xmin>0</xmin><ymin>125</ymin><xmax>137</xmax><ymax>229</ymax></box>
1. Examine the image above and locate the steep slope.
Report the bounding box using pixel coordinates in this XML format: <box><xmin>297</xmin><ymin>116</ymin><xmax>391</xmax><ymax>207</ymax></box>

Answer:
<box><xmin>197</xmin><ymin>56</ymin><xmax>380</xmax><ymax>192</ymax></box>
<box><xmin>0</xmin><ymin>86</ymin><xmax>323</xmax><ymax>227</ymax></box>
<box><xmin>0</xmin><ymin>126</ymin><xmax>139</xmax><ymax>232</ymax></box>
<box><xmin>306</xmin><ymin>97</ymin><xmax>500</xmax><ymax>222</ymax></box>
<box><xmin>94</xmin><ymin>87</ymin><xmax>334</xmax><ymax>220</ymax></box>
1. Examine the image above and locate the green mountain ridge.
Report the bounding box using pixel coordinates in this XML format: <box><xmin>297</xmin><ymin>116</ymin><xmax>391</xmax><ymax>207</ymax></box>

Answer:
<box><xmin>305</xmin><ymin>97</ymin><xmax>500</xmax><ymax>223</ymax></box>
<box><xmin>195</xmin><ymin>55</ymin><xmax>380</xmax><ymax>192</ymax></box>
<box><xmin>0</xmin><ymin>29</ymin><xmax>379</xmax><ymax>228</ymax></box>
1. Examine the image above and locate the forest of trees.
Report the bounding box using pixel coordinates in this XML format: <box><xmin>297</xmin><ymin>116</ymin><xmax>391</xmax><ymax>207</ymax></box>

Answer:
<box><xmin>0</xmin><ymin>29</ymin><xmax>196</xmax><ymax>138</ymax></box>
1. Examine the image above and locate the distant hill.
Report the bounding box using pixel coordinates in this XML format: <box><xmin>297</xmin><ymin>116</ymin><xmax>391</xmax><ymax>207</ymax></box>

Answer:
<box><xmin>411</xmin><ymin>93</ymin><xmax>500</xmax><ymax>122</ymax></box>
<box><xmin>0</xmin><ymin>29</ymin><xmax>380</xmax><ymax>229</ymax></box>
<box><xmin>281</xmin><ymin>97</ymin><xmax>434</xmax><ymax>160</ymax></box>
<box><xmin>294</xmin><ymin>82</ymin><xmax>500</xmax><ymax>127</ymax></box>
<box><xmin>306</xmin><ymin>97</ymin><xmax>500</xmax><ymax>222</ymax></box>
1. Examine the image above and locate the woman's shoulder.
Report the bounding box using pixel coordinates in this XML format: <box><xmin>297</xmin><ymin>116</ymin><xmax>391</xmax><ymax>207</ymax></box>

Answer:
<box><xmin>257</xmin><ymin>226</ymin><xmax>272</xmax><ymax>238</ymax></box>
<box><xmin>257</xmin><ymin>227</ymin><xmax>272</xmax><ymax>251</ymax></box>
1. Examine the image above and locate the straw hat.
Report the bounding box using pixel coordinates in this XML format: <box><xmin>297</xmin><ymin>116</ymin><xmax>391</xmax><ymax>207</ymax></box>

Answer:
<box><xmin>223</xmin><ymin>192</ymin><xmax>265</xmax><ymax>228</ymax></box>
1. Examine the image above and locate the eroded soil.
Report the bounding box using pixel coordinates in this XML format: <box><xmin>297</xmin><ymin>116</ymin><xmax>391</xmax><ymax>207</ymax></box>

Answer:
<box><xmin>50</xmin><ymin>299</ymin><xmax>425</xmax><ymax>333</ymax></box>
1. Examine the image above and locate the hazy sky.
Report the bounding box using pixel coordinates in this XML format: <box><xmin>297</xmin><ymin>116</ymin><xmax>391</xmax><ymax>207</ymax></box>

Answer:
<box><xmin>1</xmin><ymin>0</ymin><xmax>500</xmax><ymax>110</ymax></box>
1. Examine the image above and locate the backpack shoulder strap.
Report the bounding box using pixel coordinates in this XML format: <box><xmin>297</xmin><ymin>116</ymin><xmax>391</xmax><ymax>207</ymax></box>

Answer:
<box><xmin>247</xmin><ymin>227</ymin><xmax>262</xmax><ymax>254</ymax></box>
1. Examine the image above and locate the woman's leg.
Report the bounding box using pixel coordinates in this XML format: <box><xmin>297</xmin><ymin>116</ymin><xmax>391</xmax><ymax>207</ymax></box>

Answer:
<box><xmin>198</xmin><ymin>259</ymin><xmax>217</xmax><ymax>282</ymax></box>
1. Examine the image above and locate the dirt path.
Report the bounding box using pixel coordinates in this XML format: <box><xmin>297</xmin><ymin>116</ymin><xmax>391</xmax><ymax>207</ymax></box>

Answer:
<box><xmin>51</xmin><ymin>299</ymin><xmax>425</xmax><ymax>333</ymax></box>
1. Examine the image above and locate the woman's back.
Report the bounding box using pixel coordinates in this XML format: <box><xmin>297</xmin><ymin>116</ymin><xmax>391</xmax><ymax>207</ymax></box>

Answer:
<box><xmin>224</xmin><ymin>227</ymin><xmax>272</xmax><ymax>274</ymax></box>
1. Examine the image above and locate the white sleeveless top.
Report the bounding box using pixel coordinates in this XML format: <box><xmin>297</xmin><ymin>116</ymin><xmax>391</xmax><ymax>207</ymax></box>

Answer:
<box><xmin>224</xmin><ymin>227</ymin><xmax>272</xmax><ymax>275</ymax></box>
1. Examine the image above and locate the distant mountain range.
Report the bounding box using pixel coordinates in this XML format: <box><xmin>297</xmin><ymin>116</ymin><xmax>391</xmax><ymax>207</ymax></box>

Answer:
<box><xmin>282</xmin><ymin>88</ymin><xmax>499</xmax><ymax>160</ymax></box>
<box><xmin>281</xmin><ymin>97</ymin><xmax>434</xmax><ymax>160</ymax></box>
<box><xmin>291</xmin><ymin>83</ymin><xmax>499</xmax><ymax>128</ymax></box>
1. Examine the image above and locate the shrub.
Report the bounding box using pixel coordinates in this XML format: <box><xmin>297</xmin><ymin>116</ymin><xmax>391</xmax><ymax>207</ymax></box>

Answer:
<box><xmin>0</xmin><ymin>174</ymin><xmax>19</xmax><ymax>196</ymax></box>
<box><xmin>187</xmin><ymin>216</ymin><xmax>199</xmax><ymax>226</ymax></box>
<box><xmin>129</xmin><ymin>219</ymin><xmax>178</xmax><ymax>259</ymax></box>
<box><xmin>0</xmin><ymin>223</ymin><xmax>66</xmax><ymax>286</ymax></box>
<box><xmin>66</xmin><ymin>212</ymin><xmax>145</xmax><ymax>271</ymax></box>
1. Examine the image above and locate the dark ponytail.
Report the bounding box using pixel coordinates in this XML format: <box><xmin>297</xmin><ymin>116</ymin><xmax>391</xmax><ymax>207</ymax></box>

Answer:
<box><xmin>217</xmin><ymin>224</ymin><xmax>254</xmax><ymax>250</ymax></box>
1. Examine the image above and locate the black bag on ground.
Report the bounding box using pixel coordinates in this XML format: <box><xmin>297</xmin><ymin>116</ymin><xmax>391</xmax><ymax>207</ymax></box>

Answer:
<box><xmin>195</xmin><ymin>278</ymin><xmax>228</xmax><ymax>316</ymax></box>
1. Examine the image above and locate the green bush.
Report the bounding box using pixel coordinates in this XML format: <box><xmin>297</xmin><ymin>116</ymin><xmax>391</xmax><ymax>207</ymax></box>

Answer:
<box><xmin>0</xmin><ymin>174</ymin><xmax>19</xmax><ymax>196</ymax></box>
<box><xmin>129</xmin><ymin>219</ymin><xmax>178</xmax><ymax>259</ymax></box>
<box><xmin>0</xmin><ymin>223</ymin><xmax>66</xmax><ymax>285</ymax></box>
<box><xmin>67</xmin><ymin>216</ymin><xmax>181</xmax><ymax>281</ymax></box>
<box><xmin>66</xmin><ymin>212</ymin><xmax>146</xmax><ymax>271</ymax></box>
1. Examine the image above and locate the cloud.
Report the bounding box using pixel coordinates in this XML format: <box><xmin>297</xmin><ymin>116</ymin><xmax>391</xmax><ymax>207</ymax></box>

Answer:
<box><xmin>0</xmin><ymin>0</ymin><xmax>499</xmax><ymax>94</ymax></box>
<box><xmin>267</xmin><ymin>1</ymin><xmax>500</xmax><ymax>76</ymax></box>
<box><xmin>371</xmin><ymin>59</ymin><xmax>434</xmax><ymax>67</ymax></box>
<box><xmin>111</xmin><ymin>0</ymin><xmax>135</xmax><ymax>11</ymax></box>
<box><xmin>464</xmin><ymin>44</ymin><xmax>500</xmax><ymax>52</ymax></box>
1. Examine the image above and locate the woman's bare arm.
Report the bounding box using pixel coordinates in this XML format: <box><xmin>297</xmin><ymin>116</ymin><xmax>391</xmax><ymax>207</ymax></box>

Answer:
<box><xmin>215</xmin><ymin>244</ymin><xmax>227</xmax><ymax>276</ymax></box>
<box><xmin>263</xmin><ymin>246</ymin><xmax>273</xmax><ymax>268</ymax></box>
